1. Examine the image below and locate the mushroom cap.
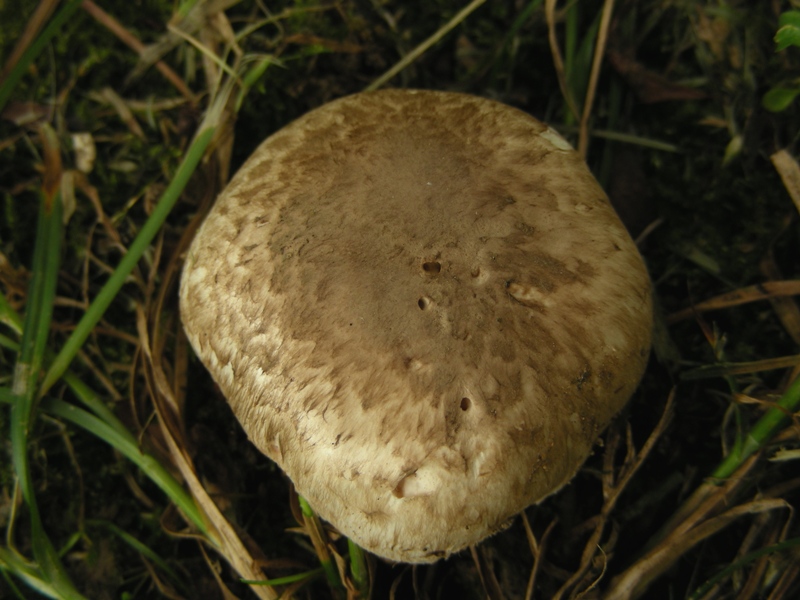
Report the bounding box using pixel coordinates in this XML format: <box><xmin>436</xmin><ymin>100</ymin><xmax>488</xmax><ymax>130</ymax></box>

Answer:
<box><xmin>179</xmin><ymin>89</ymin><xmax>652</xmax><ymax>563</ymax></box>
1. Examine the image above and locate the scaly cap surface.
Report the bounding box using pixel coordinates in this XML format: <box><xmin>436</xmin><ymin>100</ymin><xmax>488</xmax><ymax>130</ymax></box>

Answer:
<box><xmin>180</xmin><ymin>89</ymin><xmax>653</xmax><ymax>562</ymax></box>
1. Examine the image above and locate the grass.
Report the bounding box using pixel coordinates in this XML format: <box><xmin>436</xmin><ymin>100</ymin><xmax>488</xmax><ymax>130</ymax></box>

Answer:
<box><xmin>1</xmin><ymin>0</ymin><xmax>799</xmax><ymax>598</ymax></box>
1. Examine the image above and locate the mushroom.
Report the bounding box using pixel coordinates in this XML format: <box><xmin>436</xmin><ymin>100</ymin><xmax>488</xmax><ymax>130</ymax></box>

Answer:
<box><xmin>179</xmin><ymin>89</ymin><xmax>652</xmax><ymax>563</ymax></box>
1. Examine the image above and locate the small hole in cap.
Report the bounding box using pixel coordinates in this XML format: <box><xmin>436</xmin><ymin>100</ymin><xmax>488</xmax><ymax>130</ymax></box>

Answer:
<box><xmin>460</xmin><ymin>397</ymin><xmax>471</xmax><ymax>411</ymax></box>
<box><xmin>418</xmin><ymin>297</ymin><xmax>430</xmax><ymax>310</ymax></box>
<box><xmin>422</xmin><ymin>261</ymin><xmax>441</xmax><ymax>274</ymax></box>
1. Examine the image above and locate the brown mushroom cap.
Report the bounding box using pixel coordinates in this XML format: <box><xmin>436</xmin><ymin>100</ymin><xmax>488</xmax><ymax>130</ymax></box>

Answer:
<box><xmin>179</xmin><ymin>89</ymin><xmax>653</xmax><ymax>563</ymax></box>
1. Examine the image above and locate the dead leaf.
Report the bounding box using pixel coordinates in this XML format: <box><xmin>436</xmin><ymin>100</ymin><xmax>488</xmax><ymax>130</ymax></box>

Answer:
<box><xmin>607</xmin><ymin>50</ymin><xmax>708</xmax><ymax>104</ymax></box>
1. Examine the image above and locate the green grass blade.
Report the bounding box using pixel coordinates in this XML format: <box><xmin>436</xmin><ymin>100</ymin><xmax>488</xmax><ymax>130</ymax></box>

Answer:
<box><xmin>1</xmin><ymin>383</ymin><xmax>210</xmax><ymax>538</ymax></box>
<box><xmin>0</xmin><ymin>301</ymin><xmax>138</xmax><ymax>433</ymax></box>
<box><xmin>0</xmin><ymin>288</ymin><xmax>24</xmax><ymax>335</ymax></box>
<box><xmin>298</xmin><ymin>496</ymin><xmax>344</xmax><ymax>594</ymax></box>
<box><xmin>10</xmin><ymin>182</ymin><xmax>85</xmax><ymax>598</ymax></box>
<box><xmin>43</xmin><ymin>397</ymin><xmax>209</xmax><ymax>537</ymax></box>
<box><xmin>55</xmin><ymin>381</ymin><xmax>221</xmax><ymax>548</ymax></box>
<box><xmin>40</xmin><ymin>125</ymin><xmax>217</xmax><ymax>396</ymax></box>
<box><xmin>11</xmin><ymin>194</ymin><xmax>59</xmax><ymax>401</ymax></box>
<box><xmin>0</xmin><ymin>0</ymin><xmax>84</xmax><ymax>114</ymax></box>
<box><xmin>347</xmin><ymin>539</ymin><xmax>369</xmax><ymax>597</ymax></box>
<box><xmin>483</xmin><ymin>0</ymin><xmax>544</xmax><ymax>85</ymax></box>
<box><xmin>1</xmin><ymin>316</ymin><xmax>209</xmax><ymax>539</ymax></box>
<box><xmin>235</xmin><ymin>55</ymin><xmax>276</xmax><ymax>111</ymax></box>
<box><xmin>61</xmin><ymin>371</ymin><xmax>134</xmax><ymax>438</ymax></box>
<box><xmin>710</xmin><ymin>373</ymin><xmax>800</xmax><ymax>481</ymax></box>
<box><xmin>364</xmin><ymin>0</ymin><xmax>488</xmax><ymax>91</ymax></box>
<box><xmin>86</xmin><ymin>520</ymin><xmax>187</xmax><ymax>591</ymax></box>
<box><xmin>0</xmin><ymin>547</ymin><xmax>59</xmax><ymax>599</ymax></box>
<box><xmin>563</xmin><ymin>0</ymin><xmax>579</xmax><ymax>122</ymax></box>
<box><xmin>0</xmin><ymin>332</ymin><xmax>20</xmax><ymax>353</ymax></box>
<box><xmin>1</xmin><ymin>569</ymin><xmax>31</xmax><ymax>600</ymax></box>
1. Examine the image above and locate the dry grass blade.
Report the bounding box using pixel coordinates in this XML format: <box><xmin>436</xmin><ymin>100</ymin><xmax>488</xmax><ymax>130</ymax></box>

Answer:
<box><xmin>771</xmin><ymin>149</ymin><xmax>800</xmax><ymax>215</ymax></box>
<box><xmin>522</xmin><ymin>513</ymin><xmax>556</xmax><ymax>600</ymax></box>
<box><xmin>770</xmin><ymin>561</ymin><xmax>800</xmax><ymax>600</ymax></box>
<box><xmin>135</xmin><ymin>309</ymin><xmax>279</xmax><ymax>600</ymax></box>
<box><xmin>81</xmin><ymin>0</ymin><xmax>195</xmax><ymax>102</ymax></box>
<box><xmin>680</xmin><ymin>355</ymin><xmax>800</xmax><ymax>380</ymax></box>
<box><xmin>126</xmin><ymin>0</ymin><xmax>241</xmax><ymax>84</ymax></box>
<box><xmin>128</xmin><ymin>144</ymin><xmax>280</xmax><ymax>597</ymax></box>
<box><xmin>732</xmin><ymin>512</ymin><xmax>785</xmax><ymax>600</ymax></box>
<box><xmin>651</xmin><ymin>454</ymin><xmax>761</xmax><ymax>553</ymax></box>
<box><xmin>140</xmin><ymin>555</ymin><xmax>184</xmax><ymax>600</ymax></box>
<box><xmin>198</xmin><ymin>542</ymin><xmax>242</xmax><ymax>600</ymax></box>
<box><xmin>297</xmin><ymin>495</ymin><xmax>344</xmax><ymax>597</ymax></box>
<box><xmin>577</xmin><ymin>0</ymin><xmax>614</xmax><ymax>158</ymax></box>
<box><xmin>761</xmin><ymin>250</ymin><xmax>800</xmax><ymax>346</ymax></box>
<box><xmin>95</xmin><ymin>87</ymin><xmax>146</xmax><ymax>139</ymax></box>
<box><xmin>603</xmin><ymin>454</ymin><xmax>764</xmax><ymax>600</ymax></box>
<box><xmin>470</xmin><ymin>546</ymin><xmax>505</xmax><ymax>600</ymax></box>
<box><xmin>604</xmin><ymin>498</ymin><xmax>791</xmax><ymax>600</ymax></box>
<box><xmin>0</xmin><ymin>0</ymin><xmax>58</xmax><ymax>83</ymax></box>
<box><xmin>667</xmin><ymin>281</ymin><xmax>800</xmax><ymax>325</ymax></box>
<box><xmin>552</xmin><ymin>389</ymin><xmax>675</xmax><ymax>599</ymax></box>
